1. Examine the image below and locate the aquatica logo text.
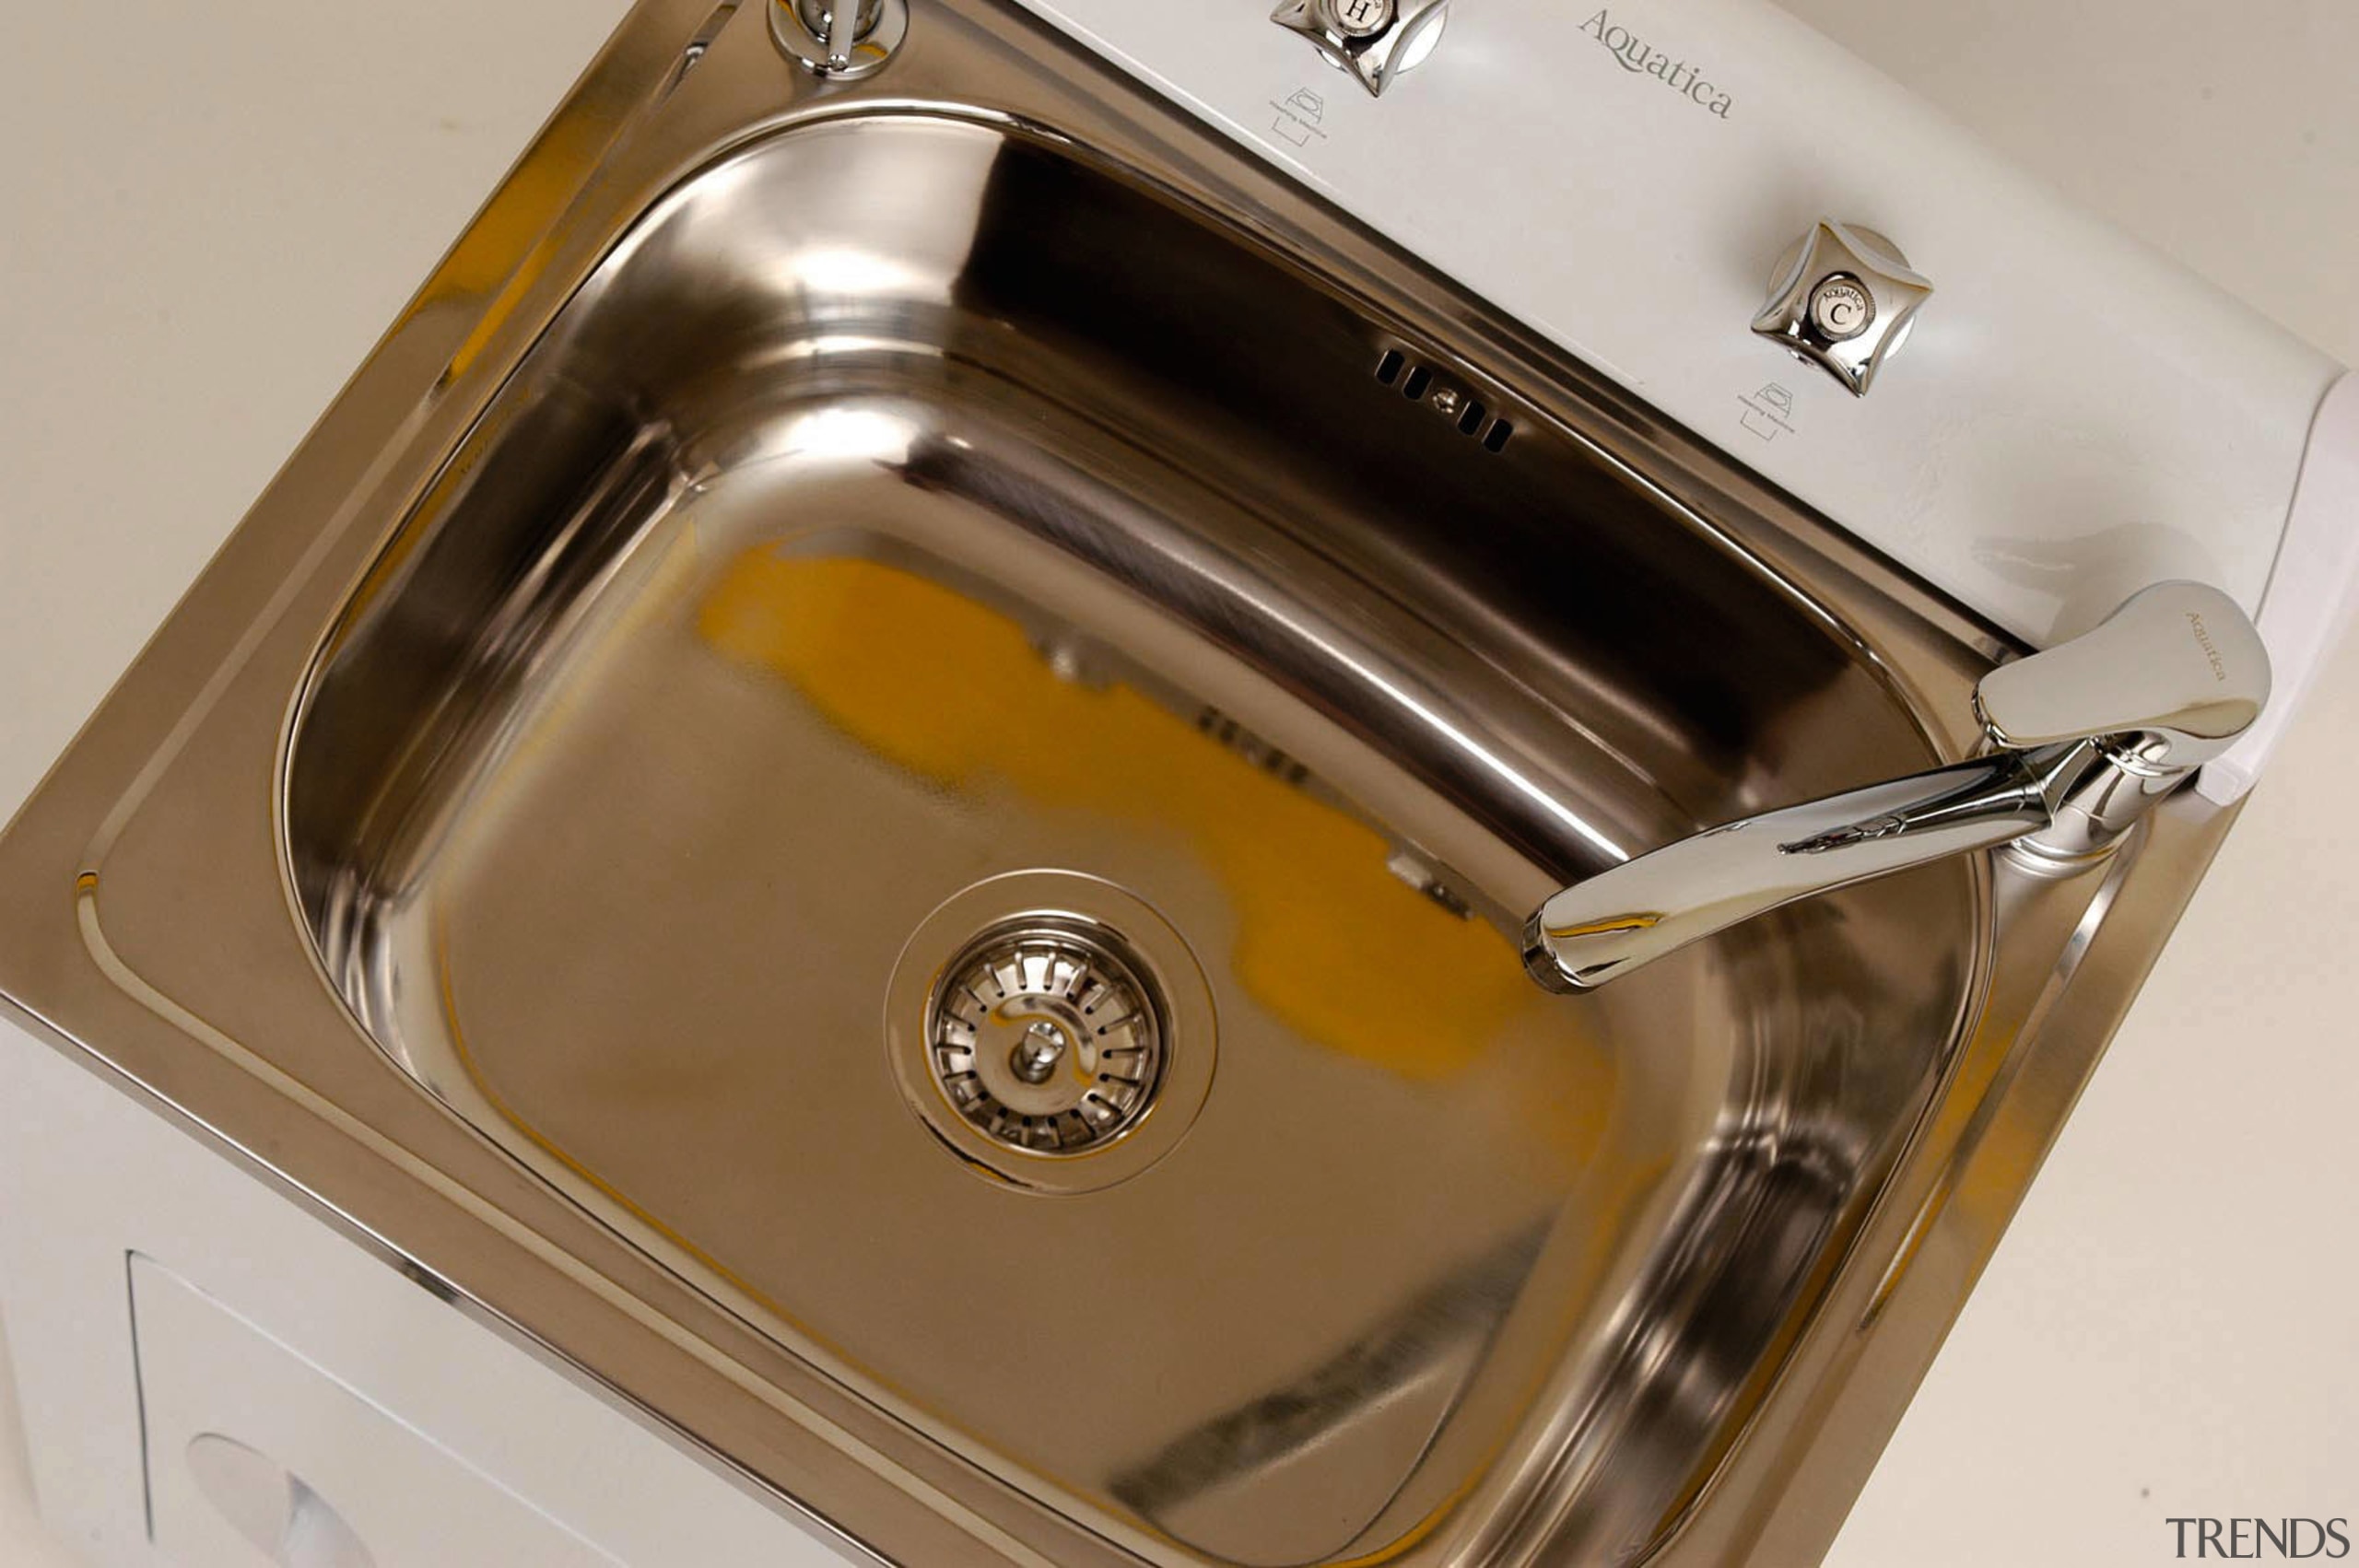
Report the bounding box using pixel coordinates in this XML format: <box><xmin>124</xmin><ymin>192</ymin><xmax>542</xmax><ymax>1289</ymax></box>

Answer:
<box><xmin>1579</xmin><ymin>9</ymin><xmax>1734</xmax><ymax>120</ymax></box>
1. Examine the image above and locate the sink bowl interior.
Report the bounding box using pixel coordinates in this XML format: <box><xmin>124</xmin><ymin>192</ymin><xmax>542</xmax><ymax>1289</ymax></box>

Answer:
<box><xmin>285</xmin><ymin>114</ymin><xmax>1979</xmax><ymax>1564</ymax></box>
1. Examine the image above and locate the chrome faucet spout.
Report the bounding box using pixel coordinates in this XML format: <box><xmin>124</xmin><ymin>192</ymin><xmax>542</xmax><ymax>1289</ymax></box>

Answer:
<box><xmin>1523</xmin><ymin>743</ymin><xmax>2090</xmax><ymax>992</ymax></box>
<box><xmin>1523</xmin><ymin>582</ymin><xmax>2271</xmax><ymax>993</ymax></box>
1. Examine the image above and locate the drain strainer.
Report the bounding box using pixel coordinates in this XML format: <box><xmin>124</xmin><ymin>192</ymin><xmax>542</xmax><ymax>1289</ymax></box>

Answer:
<box><xmin>887</xmin><ymin>872</ymin><xmax>1216</xmax><ymax>1194</ymax></box>
<box><xmin>928</xmin><ymin>922</ymin><xmax>1165</xmax><ymax>1153</ymax></box>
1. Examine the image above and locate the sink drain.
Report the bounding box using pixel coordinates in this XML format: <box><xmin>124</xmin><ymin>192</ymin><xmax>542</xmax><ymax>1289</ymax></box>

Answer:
<box><xmin>887</xmin><ymin>872</ymin><xmax>1216</xmax><ymax>1194</ymax></box>
<box><xmin>927</xmin><ymin>922</ymin><xmax>1165</xmax><ymax>1154</ymax></box>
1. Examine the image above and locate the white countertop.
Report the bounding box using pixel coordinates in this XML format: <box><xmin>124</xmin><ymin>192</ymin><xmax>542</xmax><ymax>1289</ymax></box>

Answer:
<box><xmin>3</xmin><ymin>4</ymin><xmax>2353</xmax><ymax>1564</ymax></box>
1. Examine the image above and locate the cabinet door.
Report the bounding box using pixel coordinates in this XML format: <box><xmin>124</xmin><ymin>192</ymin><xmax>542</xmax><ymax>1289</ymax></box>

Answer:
<box><xmin>135</xmin><ymin>1256</ymin><xmax>620</xmax><ymax>1568</ymax></box>
<box><xmin>0</xmin><ymin>1024</ymin><xmax>868</xmax><ymax>1568</ymax></box>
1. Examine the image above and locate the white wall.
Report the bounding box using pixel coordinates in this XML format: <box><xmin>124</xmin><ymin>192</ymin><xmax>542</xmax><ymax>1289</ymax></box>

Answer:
<box><xmin>3</xmin><ymin>2</ymin><xmax>2354</xmax><ymax>1564</ymax></box>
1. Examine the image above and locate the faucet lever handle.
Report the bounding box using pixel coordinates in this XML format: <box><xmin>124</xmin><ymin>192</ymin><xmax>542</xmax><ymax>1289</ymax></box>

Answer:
<box><xmin>1973</xmin><ymin>581</ymin><xmax>2270</xmax><ymax>771</ymax></box>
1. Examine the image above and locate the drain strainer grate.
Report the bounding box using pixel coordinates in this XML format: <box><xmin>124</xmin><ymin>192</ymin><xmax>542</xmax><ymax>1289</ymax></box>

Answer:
<box><xmin>886</xmin><ymin>872</ymin><xmax>1217</xmax><ymax>1194</ymax></box>
<box><xmin>928</xmin><ymin>924</ymin><xmax>1165</xmax><ymax>1154</ymax></box>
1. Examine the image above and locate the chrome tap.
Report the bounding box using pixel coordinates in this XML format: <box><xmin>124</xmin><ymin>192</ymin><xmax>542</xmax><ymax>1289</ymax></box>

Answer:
<box><xmin>1523</xmin><ymin>581</ymin><xmax>2271</xmax><ymax>992</ymax></box>
<box><xmin>770</xmin><ymin>0</ymin><xmax>906</xmax><ymax>78</ymax></box>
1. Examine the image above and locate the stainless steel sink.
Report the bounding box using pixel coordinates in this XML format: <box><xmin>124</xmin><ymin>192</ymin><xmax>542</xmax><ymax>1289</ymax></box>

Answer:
<box><xmin>283</xmin><ymin>105</ymin><xmax>1982</xmax><ymax>1564</ymax></box>
<box><xmin>0</xmin><ymin>3</ymin><xmax>2240</xmax><ymax>1564</ymax></box>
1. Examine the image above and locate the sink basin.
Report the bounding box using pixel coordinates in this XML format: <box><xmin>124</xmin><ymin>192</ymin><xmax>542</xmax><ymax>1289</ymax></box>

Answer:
<box><xmin>0</xmin><ymin>4</ymin><xmax>2240</xmax><ymax>1564</ymax></box>
<box><xmin>286</xmin><ymin>112</ymin><xmax>1974</xmax><ymax>1563</ymax></box>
